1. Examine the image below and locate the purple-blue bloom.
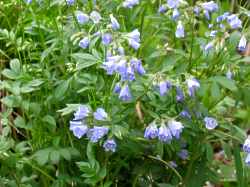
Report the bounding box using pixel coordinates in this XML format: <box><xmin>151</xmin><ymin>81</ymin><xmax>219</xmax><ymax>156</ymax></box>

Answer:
<box><xmin>103</xmin><ymin>55</ymin><xmax>121</xmax><ymax>75</ymax></box>
<box><xmin>123</xmin><ymin>0</ymin><xmax>139</xmax><ymax>8</ymax></box>
<box><xmin>226</xmin><ymin>70</ymin><xmax>233</xmax><ymax>80</ymax></box>
<box><xmin>110</xmin><ymin>14</ymin><xmax>120</xmax><ymax>30</ymax></box>
<box><xmin>167</xmin><ymin>0</ymin><xmax>180</xmax><ymax>9</ymax></box>
<box><xmin>119</xmin><ymin>84</ymin><xmax>132</xmax><ymax>101</ymax></box>
<box><xmin>144</xmin><ymin>122</ymin><xmax>158</xmax><ymax>139</ymax></box>
<box><xmin>168</xmin><ymin>120</ymin><xmax>184</xmax><ymax>139</ymax></box>
<box><xmin>103</xmin><ymin>139</ymin><xmax>117</xmax><ymax>152</ymax></box>
<box><xmin>172</xmin><ymin>9</ymin><xmax>180</xmax><ymax>20</ymax></box>
<box><xmin>180</xmin><ymin>110</ymin><xmax>191</xmax><ymax>119</ymax></box>
<box><xmin>227</xmin><ymin>14</ymin><xmax>242</xmax><ymax>29</ymax></box>
<box><xmin>201</xmin><ymin>1</ymin><xmax>218</xmax><ymax>12</ymax></box>
<box><xmin>204</xmin><ymin>42</ymin><xmax>213</xmax><ymax>52</ymax></box>
<box><xmin>94</xmin><ymin>108</ymin><xmax>108</xmax><ymax>121</ymax></box>
<box><xmin>76</xmin><ymin>11</ymin><xmax>89</xmax><ymax>24</ymax></box>
<box><xmin>102</xmin><ymin>33</ymin><xmax>112</xmax><ymax>45</ymax></box>
<box><xmin>158</xmin><ymin>5</ymin><xmax>167</xmax><ymax>13</ymax></box>
<box><xmin>87</xmin><ymin>126</ymin><xmax>109</xmax><ymax>143</ymax></box>
<box><xmin>26</xmin><ymin>0</ymin><xmax>32</xmax><ymax>4</ymax></box>
<box><xmin>66</xmin><ymin>0</ymin><xmax>75</xmax><ymax>5</ymax></box>
<box><xmin>127</xmin><ymin>29</ymin><xmax>140</xmax><ymax>50</ymax></box>
<box><xmin>169</xmin><ymin>161</ymin><xmax>178</xmax><ymax>168</ymax></box>
<box><xmin>176</xmin><ymin>86</ymin><xmax>184</xmax><ymax>102</ymax></box>
<box><xmin>175</xmin><ymin>21</ymin><xmax>184</xmax><ymax>38</ymax></box>
<box><xmin>114</xmin><ymin>83</ymin><xmax>121</xmax><ymax>94</ymax></box>
<box><xmin>118</xmin><ymin>46</ymin><xmax>125</xmax><ymax>55</ymax></box>
<box><xmin>90</xmin><ymin>11</ymin><xmax>101</xmax><ymax>24</ymax></box>
<box><xmin>210</xmin><ymin>30</ymin><xmax>217</xmax><ymax>37</ymax></box>
<box><xmin>130</xmin><ymin>59</ymin><xmax>145</xmax><ymax>75</ymax></box>
<box><xmin>79</xmin><ymin>37</ymin><xmax>90</xmax><ymax>49</ymax></box>
<box><xmin>69</xmin><ymin>121</ymin><xmax>88</xmax><ymax>139</ymax></box>
<box><xmin>158</xmin><ymin>81</ymin><xmax>171</xmax><ymax>96</ymax></box>
<box><xmin>238</xmin><ymin>35</ymin><xmax>247</xmax><ymax>52</ymax></box>
<box><xmin>194</xmin><ymin>6</ymin><xmax>200</xmax><ymax>15</ymax></box>
<box><xmin>177</xmin><ymin>149</ymin><xmax>189</xmax><ymax>160</ymax></box>
<box><xmin>158</xmin><ymin>125</ymin><xmax>172</xmax><ymax>143</ymax></box>
<box><xmin>204</xmin><ymin>117</ymin><xmax>218</xmax><ymax>130</ymax></box>
<box><xmin>186</xmin><ymin>78</ymin><xmax>200</xmax><ymax>97</ymax></box>
<box><xmin>243</xmin><ymin>138</ymin><xmax>250</xmax><ymax>153</ymax></box>
<box><xmin>74</xmin><ymin>105</ymin><xmax>90</xmax><ymax>120</ymax></box>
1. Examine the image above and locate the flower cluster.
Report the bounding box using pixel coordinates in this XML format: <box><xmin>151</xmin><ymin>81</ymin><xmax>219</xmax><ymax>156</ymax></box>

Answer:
<box><xmin>243</xmin><ymin>137</ymin><xmax>250</xmax><ymax>166</ymax></box>
<box><xmin>69</xmin><ymin>105</ymin><xmax>116</xmax><ymax>152</ymax></box>
<box><xmin>144</xmin><ymin>120</ymin><xmax>184</xmax><ymax>143</ymax></box>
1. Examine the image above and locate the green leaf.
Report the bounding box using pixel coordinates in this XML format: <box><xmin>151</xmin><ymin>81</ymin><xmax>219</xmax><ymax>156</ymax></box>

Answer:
<box><xmin>59</xmin><ymin>148</ymin><xmax>71</xmax><ymax>161</ymax></box>
<box><xmin>71</xmin><ymin>53</ymin><xmax>99</xmax><ymax>70</ymax></box>
<box><xmin>2</xmin><ymin>69</ymin><xmax>19</xmax><ymax>79</ymax></box>
<box><xmin>212</xmin><ymin>76</ymin><xmax>237</xmax><ymax>91</ymax></box>
<box><xmin>10</xmin><ymin>59</ymin><xmax>21</xmax><ymax>73</ymax></box>
<box><xmin>206</xmin><ymin>143</ymin><xmax>213</xmax><ymax>162</ymax></box>
<box><xmin>211</xmin><ymin>81</ymin><xmax>221</xmax><ymax>99</ymax></box>
<box><xmin>14</xmin><ymin>116</ymin><xmax>26</xmax><ymax>129</ymax></box>
<box><xmin>54</xmin><ymin>80</ymin><xmax>70</xmax><ymax>100</ymax></box>
<box><xmin>34</xmin><ymin>148</ymin><xmax>51</xmax><ymax>165</ymax></box>
<box><xmin>42</xmin><ymin>115</ymin><xmax>57</xmax><ymax>130</ymax></box>
<box><xmin>57</xmin><ymin>104</ymin><xmax>81</xmax><ymax>116</ymax></box>
<box><xmin>50</xmin><ymin>150</ymin><xmax>60</xmax><ymax>164</ymax></box>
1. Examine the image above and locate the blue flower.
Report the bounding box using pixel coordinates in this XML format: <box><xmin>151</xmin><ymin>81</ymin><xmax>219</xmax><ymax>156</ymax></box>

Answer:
<box><xmin>216</xmin><ymin>12</ymin><xmax>229</xmax><ymax>23</ymax></box>
<box><xmin>127</xmin><ymin>29</ymin><xmax>140</xmax><ymax>50</ymax></box>
<box><xmin>158</xmin><ymin>81</ymin><xmax>172</xmax><ymax>96</ymax></box>
<box><xmin>177</xmin><ymin>149</ymin><xmax>188</xmax><ymax>160</ymax></box>
<box><xmin>26</xmin><ymin>0</ymin><xmax>32</xmax><ymax>4</ymax></box>
<box><xmin>130</xmin><ymin>58</ymin><xmax>145</xmax><ymax>75</ymax></box>
<box><xmin>176</xmin><ymin>86</ymin><xmax>184</xmax><ymax>102</ymax></box>
<box><xmin>169</xmin><ymin>161</ymin><xmax>178</xmax><ymax>168</ymax></box>
<box><xmin>226</xmin><ymin>70</ymin><xmax>233</xmax><ymax>80</ymax></box>
<box><xmin>144</xmin><ymin>122</ymin><xmax>158</xmax><ymax>139</ymax></box>
<box><xmin>102</xmin><ymin>33</ymin><xmax>112</xmax><ymax>45</ymax></box>
<box><xmin>118</xmin><ymin>46</ymin><xmax>125</xmax><ymax>55</ymax></box>
<box><xmin>158</xmin><ymin>125</ymin><xmax>172</xmax><ymax>143</ymax></box>
<box><xmin>87</xmin><ymin>126</ymin><xmax>109</xmax><ymax>143</ymax></box>
<box><xmin>172</xmin><ymin>9</ymin><xmax>180</xmax><ymax>20</ymax></box>
<box><xmin>114</xmin><ymin>83</ymin><xmax>121</xmax><ymax>94</ymax></box>
<box><xmin>204</xmin><ymin>117</ymin><xmax>218</xmax><ymax>130</ymax></box>
<box><xmin>167</xmin><ymin>0</ymin><xmax>180</xmax><ymax>9</ymax></box>
<box><xmin>110</xmin><ymin>14</ymin><xmax>120</xmax><ymax>30</ymax></box>
<box><xmin>103</xmin><ymin>139</ymin><xmax>117</xmax><ymax>152</ymax></box>
<box><xmin>227</xmin><ymin>14</ymin><xmax>242</xmax><ymax>29</ymax></box>
<box><xmin>180</xmin><ymin>110</ymin><xmax>191</xmax><ymax>119</ymax></box>
<box><xmin>126</xmin><ymin>66</ymin><xmax>135</xmax><ymax>81</ymax></box>
<box><xmin>243</xmin><ymin>138</ymin><xmax>250</xmax><ymax>153</ymax></box>
<box><xmin>69</xmin><ymin>121</ymin><xmax>88</xmax><ymax>139</ymax></box>
<box><xmin>79</xmin><ymin>37</ymin><xmax>90</xmax><ymax>49</ymax></box>
<box><xmin>76</xmin><ymin>11</ymin><xmax>89</xmax><ymax>24</ymax></box>
<box><xmin>201</xmin><ymin>1</ymin><xmax>218</xmax><ymax>12</ymax></box>
<box><xmin>245</xmin><ymin>154</ymin><xmax>250</xmax><ymax>166</ymax></box>
<box><xmin>238</xmin><ymin>35</ymin><xmax>247</xmax><ymax>52</ymax></box>
<box><xmin>103</xmin><ymin>55</ymin><xmax>121</xmax><ymax>75</ymax></box>
<box><xmin>74</xmin><ymin>105</ymin><xmax>90</xmax><ymax>120</ymax></box>
<box><xmin>210</xmin><ymin>30</ymin><xmax>217</xmax><ymax>37</ymax></box>
<box><xmin>186</xmin><ymin>78</ymin><xmax>200</xmax><ymax>97</ymax></box>
<box><xmin>168</xmin><ymin>120</ymin><xmax>184</xmax><ymax>139</ymax></box>
<box><xmin>175</xmin><ymin>21</ymin><xmax>184</xmax><ymax>38</ymax></box>
<box><xmin>194</xmin><ymin>6</ymin><xmax>200</xmax><ymax>15</ymax></box>
<box><xmin>119</xmin><ymin>84</ymin><xmax>132</xmax><ymax>101</ymax></box>
<box><xmin>158</xmin><ymin>5</ymin><xmax>167</xmax><ymax>13</ymax></box>
<box><xmin>94</xmin><ymin>108</ymin><xmax>108</xmax><ymax>121</ymax></box>
<box><xmin>90</xmin><ymin>11</ymin><xmax>101</xmax><ymax>24</ymax></box>
<box><xmin>66</xmin><ymin>0</ymin><xmax>75</xmax><ymax>5</ymax></box>
<box><xmin>204</xmin><ymin>42</ymin><xmax>213</xmax><ymax>52</ymax></box>
<box><xmin>123</xmin><ymin>0</ymin><xmax>139</xmax><ymax>8</ymax></box>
